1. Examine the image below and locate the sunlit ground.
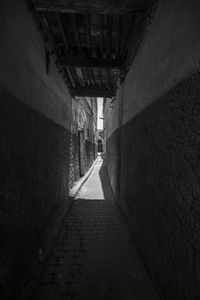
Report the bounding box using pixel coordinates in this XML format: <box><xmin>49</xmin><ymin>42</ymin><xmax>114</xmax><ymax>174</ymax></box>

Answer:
<box><xmin>75</xmin><ymin>157</ymin><xmax>105</xmax><ymax>200</ymax></box>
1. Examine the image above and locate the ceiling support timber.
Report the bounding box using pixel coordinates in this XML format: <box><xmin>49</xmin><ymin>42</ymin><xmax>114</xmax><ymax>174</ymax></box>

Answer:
<box><xmin>125</xmin><ymin>14</ymin><xmax>145</xmax><ymax>70</ymax></box>
<box><xmin>119</xmin><ymin>15</ymin><xmax>132</xmax><ymax>56</ymax></box>
<box><xmin>65</xmin><ymin>67</ymin><xmax>75</xmax><ymax>87</ymax></box>
<box><xmin>55</xmin><ymin>12</ymin><xmax>70</xmax><ymax>53</ymax></box>
<box><xmin>106</xmin><ymin>15</ymin><xmax>112</xmax><ymax>58</ymax></box>
<box><xmin>84</xmin><ymin>14</ymin><xmax>92</xmax><ymax>53</ymax></box>
<box><xmin>123</xmin><ymin>15</ymin><xmax>135</xmax><ymax>55</ymax></box>
<box><xmin>71</xmin><ymin>87</ymin><xmax>115</xmax><ymax>98</ymax></box>
<box><xmin>98</xmin><ymin>69</ymin><xmax>102</xmax><ymax>87</ymax></box>
<box><xmin>70</xmin><ymin>14</ymin><xmax>82</xmax><ymax>54</ymax></box>
<box><xmin>33</xmin><ymin>0</ymin><xmax>146</xmax><ymax>14</ymax></box>
<box><xmin>60</xmin><ymin>56</ymin><xmax>124</xmax><ymax>68</ymax></box>
<box><xmin>99</xmin><ymin>15</ymin><xmax>104</xmax><ymax>56</ymax></box>
<box><xmin>117</xmin><ymin>15</ymin><xmax>123</xmax><ymax>57</ymax></box>
<box><xmin>89</xmin><ymin>68</ymin><xmax>96</xmax><ymax>87</ymax></box>
<box><xmin>76</xmin><ymin>67</ymin><xmax>85</xmax><ymax>86</ymax></box>
<box><xmin>107</xmin><ymin>69</ymin><xmax>111</xmax><ymax>87</ymax></box>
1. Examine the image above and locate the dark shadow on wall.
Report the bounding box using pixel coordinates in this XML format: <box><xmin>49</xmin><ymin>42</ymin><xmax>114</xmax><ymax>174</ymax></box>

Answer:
<box><xmin>0</xmin><ymin>87</ymin><xmax>71</xmax><ymax>299</ymax></box>
<box><xmin>99</xmin><ymin>159</ymin><xmax>116</xmax><ymax>203</ymax></box>
<box><xmin>105</xmin><ymin>71</ymin><xmax>200</xmax><ymax>299</ymax></box>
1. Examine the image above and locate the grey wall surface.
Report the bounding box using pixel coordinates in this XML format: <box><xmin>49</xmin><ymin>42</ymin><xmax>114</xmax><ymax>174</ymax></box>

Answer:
<box><xmin>105</xmin><ymin>0</ymin><xmax>200</xmax><ymax>298</ymax></box>
<box><xmin>0</xmin><ymin>0</ymin><xmax>72</xmax><ymax>129</ymax></box>
<box><xmin>0</xmin><ymin>0</ymin><xmax>72</xmax><ymax>296</ymax></box>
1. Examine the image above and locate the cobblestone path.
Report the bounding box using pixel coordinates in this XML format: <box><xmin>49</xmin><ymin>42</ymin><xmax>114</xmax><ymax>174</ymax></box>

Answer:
<box><xmin>34</xmin><ymin>158</ymin><xmax>159</xmax><ymax>300</ymax></box>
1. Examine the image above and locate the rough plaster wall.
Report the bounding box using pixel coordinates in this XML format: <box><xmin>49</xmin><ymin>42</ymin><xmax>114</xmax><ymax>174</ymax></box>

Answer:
<box><xmin>122</xmin><ymin>0</ymin><xmax>200</xmax><ymax>124</ymax></box>
<box><xmin>105</xmin><ymin>0</ymin><xmax>200</xmax><ymax>298</ymax></box>
<box><xmin>0</xmin><ymin>91</ymin><xmax>71</xmax><ymax>296</ymax></box>
<box><xmin>119</xmin><ymin>72</ymin><xmax>200</xmax><ymax>299</ymax></box>
<box><xmin>0</xmin><ymin>0</ymin><xmax>72</xmax><ymax>129</ymax></box>
<box><xmin>0</xmin><ymin>0</ymin><xmax>73</xmax><ymax>295</ymax></box>
<box><xmin>104</xmin><ymin>92</ymin><xmax>121</xmax><ymax>199</ymax></box>
<box><xmin>104</xmin><ymin>87</ymin><xmax>121</xmax><ymax>139</ymax></box>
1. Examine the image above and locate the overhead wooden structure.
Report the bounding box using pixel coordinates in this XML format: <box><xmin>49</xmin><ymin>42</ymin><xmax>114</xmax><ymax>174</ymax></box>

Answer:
<box><xmin>29</xmin><ymin>0</ymin><xmax>157</xmax><ymax>98</ymax></box>
<box><xmin>32</xmin><ymin>0</ymin><xmax>148</xmax><ymax>14</ymax></box>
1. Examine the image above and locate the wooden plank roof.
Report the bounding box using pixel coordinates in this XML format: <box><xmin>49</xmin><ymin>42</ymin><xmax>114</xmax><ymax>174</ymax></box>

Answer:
<box><xmin>28</xmin><ymin>0</ymin><xmax>158</xmax><ymax>97</ymax></box>
<box><xmin>32</xmin><ymin>0</ymin><xmax>147</xmax><ymax>14</ymax></box>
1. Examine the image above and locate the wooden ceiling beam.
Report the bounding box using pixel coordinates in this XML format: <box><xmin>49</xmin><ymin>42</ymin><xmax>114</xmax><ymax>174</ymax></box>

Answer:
<box><xmin>65</xmin><ymin>67</ymin><xmax>76</xmax><ymax>87</ymax></box>
<box><xmin>99</xmin><ymin>15</ymin><xmax>104</xmax><ymax>56</ymax></box>
<box><xmin>106</xmin><ymin>15</ymin><xmax>112</xmax><ymax>58</ymax></box>
<box><xmin>55</xmin><ymin>12</ymin><xmax>70</xmax><ymax>53</ymax></box>
<box><xmin>70</xmin><ymin>14</ymin><xmax>82</xmax><ymax>54</ymax></box>
<box><xmin>33</xmin><ymin>0</ymin><xmax>146</xmax><ymax>14</ymax></box>
<box><xmin>88</xmin><ymin>68</ymin><xmax>96</xmax><ymax>87</ymax></box>
<box><xmin>60</xmin><ymin>55</ymin><xmax>124</xmax><ymax>68</ymax></box>
<box><xmin>84</xmin><ymin>14</ymin><xmax>92</xmax><ymax>53</ymax></box>
<box><xmin>99</xmin><ymin>69</ymin><xmax>102</xmax><ymax>87</ymax></box>
<box><xmin>117</xmin><ymin>15</ymin><xmax>123</xmax><ymax>57</ymax></box>
<box><xmin>125</xmin><ymin>14</ymin><xmax>145</xmax><ymax>70</ymax></box>
<box><xmin>71</xmin><ymin>87</ymin><xmax>116</xmax><ymax>98</ymax></box>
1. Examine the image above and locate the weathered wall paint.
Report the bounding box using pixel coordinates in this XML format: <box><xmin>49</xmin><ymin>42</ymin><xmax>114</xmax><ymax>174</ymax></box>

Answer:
<box><xmin>122</xmin><ymin>0</ymin><xmax>200</xmax><ymax>125</ymax></box>
<box><xmin>0</xmin><ymin>0</ymin><xmax>72</xmax><ymax>296</ymax></box>
<box><xmin>0</xmin><ymin>91</ymin><xmax>71</xmax><ymax>298</ymax></box>
<box><xmin>0</xmin><ymin>0</ymin><xmax>72</xmax><ymax>129</ymax></box>
<box><xmin>105</xmin><ymin>0</ymin><xmax>200</xmax><ymax>298</ymax></box>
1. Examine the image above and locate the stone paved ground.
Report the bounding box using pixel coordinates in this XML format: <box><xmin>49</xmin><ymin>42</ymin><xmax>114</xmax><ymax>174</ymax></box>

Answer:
<box><xmin>33</xmin><ymin>157</ymin><xmax>159</xmax><ymax>300</ymax></box>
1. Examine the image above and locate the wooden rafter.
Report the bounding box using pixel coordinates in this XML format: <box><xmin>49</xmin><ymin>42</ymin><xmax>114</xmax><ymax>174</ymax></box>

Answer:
<box><xmin>87</xmin><ymin>68</ymin><xmax>95</xmax><ymax>87</ymax></box>
<box><xmin>106</xmin><ymin>15</ymin><xmax>112</xmax><ymax>58</ymax></box>
<box><xmin>99</xmin><ymin>69</ymin><xmax>102</xmax><ymax>87</ymax></box>
<box><xmin>119</xmin><ymin>14</ymin><xmax>133</xmax><ymax>56</ymax></box>
<box><xmin>91</xmin><ymin>68</ymin><xmax>96</xmax><ymax>87</ymax></box>
<box><xmin>60</xmin><ymin>55</ymin><xmax>124</xmax><ymax>68</ymax></box>
<box><xmin>123</xmin><ymin>15</ymin><xmax>135</xmax><ymax>56</ymax></box>
<box><xmin>71</xmin><ymin>87</ymin><xmax>115</xmax><ymax>98</ymax></box>
<box><xmin>84</xmin><ymin>14</ymin><xmax>92</xmax><ymax>54</ymax></box>
<box><xmin>29</xmin><ymin>0</ymin><xmax>154</xmax><ymax>96</ymax></box>
<box><xmin>63</xmin><ymin>67</ymin><xmax>72</xmax><ymax>87</ymax></box>
<box><xmin>55</xmin><ymin>12</ymin><xmax>70</xmax><ymax>53</ymax></box>
<box><xmin>117</xmin><ymin>15</ymin><xmax>123</xmax><ymax>57</ymax></box>
<box><xmin>76</xmin><ymin>67</ymin><xmax>85</xmax><ymax>86</ymax></box>
<box><xmin>33</xmin><ymin>0</ymin><xmax>146</xmax><ymax>14</ymax></box>
<box><xmin>107</xmin><ymin>69</ymin><xmax>111</xmax><ymax>87</ymax></box>
<box><xmin>99</xmin><ymin>15</ymin><xmax>104</xmax><ymax>56</ymax></box>
<box><xmin>125</xmin><ymin>14</ymin><xmax>144</xmax><ymax>69</ymax></box>
<box><xmin>40</xmin><ymin>12</ymin><xmax>57</xmax><ymax>50</ymax></box>
<box><xmin>81</xmin><ymin>67</ymin><xmax>89</xmax><ymax>87</ymax></box>
<box><xmin>70</xmin><ymin>14</ymin><xmax>82</xmax><ymax>54</ymax></box>
<box><xmin>65</xmin><ymin>67</ymin><xmax>75</xmax><ymax>87</ymax></box>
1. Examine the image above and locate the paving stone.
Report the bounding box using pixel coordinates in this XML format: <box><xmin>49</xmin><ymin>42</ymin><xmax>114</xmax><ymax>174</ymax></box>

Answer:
<box><xmin>33</xmin><ymin>158</ymin><xmax>159</xmax><ymax>300</ymax></box>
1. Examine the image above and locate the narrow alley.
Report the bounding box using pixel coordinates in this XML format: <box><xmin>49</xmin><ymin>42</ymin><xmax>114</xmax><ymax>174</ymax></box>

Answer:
<box><xmin>2</xmin><ymin>0</ymin><xmax>200</xmax><ymax>299</ymax></box>
<box><xmin>32</xmin><ymin>157</ymin><xmax>158</xmax><ymax>299</ymax></box>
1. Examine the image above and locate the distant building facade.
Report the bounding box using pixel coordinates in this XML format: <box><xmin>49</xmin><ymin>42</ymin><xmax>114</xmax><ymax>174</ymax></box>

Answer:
<box><xmin>69</xmin><ymin>97</ymin><xmax>97</xmax><ymax>186</ymax></box>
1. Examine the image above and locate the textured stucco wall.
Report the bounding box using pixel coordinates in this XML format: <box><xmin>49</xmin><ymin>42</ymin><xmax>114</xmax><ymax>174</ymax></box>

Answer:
<box><xmin>104</xmin><ymin>91</ymin><xmax>122</xmax><ymax>200</ymax></box>
<box><xmin>0</xmin><ymin>0</ymin><xmax>73</xmax><ymax>296</ymax></box>
<box><xmin>122</xmin><ymin>0</ymin><xmax>200</xmax><ymax>124</ymax></box>
<box><xmin>117</xmin><ymin>72</ymin><xmax>200</xmax><ymax>299</ymax></box>
<box><xmin>0</xmin><ymin>0</ymin><xmax>72</xmax><ymax>129</ymax></box>
<box><xmin>105</xmin><ymin>0</ymin><xmax>200</xmax><ymax>298</ymax></box>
